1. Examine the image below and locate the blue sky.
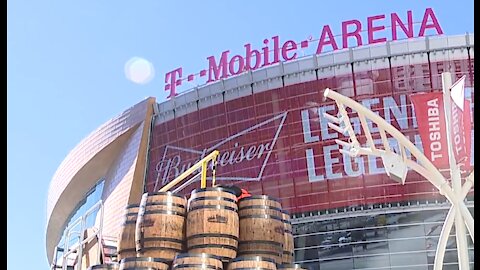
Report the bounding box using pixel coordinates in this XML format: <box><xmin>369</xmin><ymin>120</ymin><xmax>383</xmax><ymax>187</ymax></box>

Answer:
<box><xmin>7</xmin><ymin>1</ymin><xmax>473</xmax><ymax>269</ymax></box>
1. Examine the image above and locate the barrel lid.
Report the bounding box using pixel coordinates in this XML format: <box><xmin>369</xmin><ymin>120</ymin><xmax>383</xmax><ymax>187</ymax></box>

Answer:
<box><xmin>175</xmin><ymin>252</ymin><xmax>222</xmax><ymax>260</ymax></box>
<box><xmin>191</xmin><ymin>187</ymin><xmax>236</xmax><ymax>195</ymax></box>
<box><xmin>231</xmin><ymin>256</ymin><xmax>276</xmax><ymax>263</ymax></box>
<box><xmin>278</xmin><ymin>264</ymin><xmax>304</xmax><ymax>269</ymax></box>
<box><xmin>87</xmin><ymin>263</ymin><xmax>119</xmax><ymax>270</ymax></box>
<box><xmin>147</xmin><ymin>191</ymin><xmax>186</xmax><ymax>199</ymax></box>
<box><xmin>238</xmin><ymin>195</ymin><xmax>280</xmax><ymax>202</ymax></box>
<box><xmin>120</xmin><ymin>257</ymin><xmax>168</xmax><ymax>263</ymax></box>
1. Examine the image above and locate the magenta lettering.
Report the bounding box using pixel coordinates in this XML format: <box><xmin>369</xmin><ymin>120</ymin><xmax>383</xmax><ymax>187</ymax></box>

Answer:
<box><xmin>207</xmin><ymin>50</ymin><xmax>230</xmax><ymax>83</ymax></box>
<box><xmin>245</xmin><ymin>43</ymin><xmax>261</xmax><ymax>70</ymax></box>
<box><xmin>367</xmin><ymin>15</ymin><xmax>387</xmax><ymax>44</ymax></box>
<box><xmin>316</xmin><ymin>25</ymin><xmax>338</xmax><ymax>54</ymax></box>
<box><xmin>229</xmin><ymin>55</ymin><xmax>245</xmax><ymax>75</ymax></box>
<box><xmin>419</xmin><ymin>7</ymin><xmax>444</xmax><ymax>36</ymax></box>
<box><xmin>262</xmin><ymin>39</ymin><xmax>271</xmax><ymax>67</ymax></box>
<box><xmin>391</xmin><ymin>11</ymin><xmax>414</xmax><ymax>40</ymax></box>
<box><xmin>272</xmin><ymin>35</ymin><xmax>281</xmax><ymax>64</ymax></box>
<box><xmin>282</xmin><ymin>40</ymin><xmax>298</xmax><ymax>61</ymax></box>
<box><xmin>342</xmin><ymin>19</ymin><xmax>363</xmax><ymax>48</ymax></box>
<box><xmin>164</xmin><ymin>8</ymin><xmax>443</xmax><ymax>99</ymax></box>
<box><xmin>164</xmin><ymin>68</ymin><xmax>183</xmax><ymax>98</ymax></box>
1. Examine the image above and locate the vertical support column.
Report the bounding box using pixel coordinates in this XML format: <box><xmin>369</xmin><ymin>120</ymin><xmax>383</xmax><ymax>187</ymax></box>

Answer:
<box><xmin>441</xmin><ymin>72</ymin><xmax>470</xmax><ymax>269</ymax></box>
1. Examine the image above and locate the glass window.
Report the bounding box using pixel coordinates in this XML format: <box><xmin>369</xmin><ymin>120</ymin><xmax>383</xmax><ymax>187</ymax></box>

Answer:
<box><xmin>57</xmin><ymin>179</ymin><xmax>105</xmax><ymax>248</ymax></box>
<box><xmin>293</xmin><ymin>208</ymin><xmax>474</xmax><ymax>269</ymax></box>
<box><xmin>319</xmin><ymin>257</ymin><xmax>354</xmax><ymax>270</ymax></box>
<box><xmin>353</xmin><ymin>254</ymin><xmax>390</xmax><ymax>269</ymax></box>
<box><xmin>390</xmin><ymin>251</ymin><xmax>428</xmax><ymax>267</ymax></box>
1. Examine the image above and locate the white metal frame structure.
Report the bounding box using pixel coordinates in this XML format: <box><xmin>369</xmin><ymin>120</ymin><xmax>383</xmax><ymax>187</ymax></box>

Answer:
<box><xmin>50</xmin><ymin>200</ymin><xmax>104</xmax><ymax>270</ymax></box>
<box><xmin>322</xmin><ymin>73</ymin><xmax>474</xmax><ymax>270</ymax></box>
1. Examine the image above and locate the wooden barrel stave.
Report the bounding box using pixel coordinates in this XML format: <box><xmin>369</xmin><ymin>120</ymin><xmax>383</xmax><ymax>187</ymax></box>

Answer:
<box><xmin>281</xmin><ymin>210</ymin><xmax>294</xmax><ymax>264</ymax></box>
<box><xmin>117</xmin><ymin>204</ymin><xmax>139</xmax><ymax>260</ymax></box>
<box><xmin>238</xmin><ymin>196</ymin><xmax>284</xmax><ymax>264</ymax></box>
<box><xmin>87</xmin><ymin>263</ymin><xmax>119</xmax><ymax>270</ymax></box>
<box><xmin>277</xmin><ymin>264</ymin><xmax>306</xmax><ymax>270</ymax></box>
<box><xmin>227</xmin><ymin>256</ymin><xmax>277</xmax><ymax>270</ymax></box>
<box><xmin>172</xmin><ymin>253</ymin><xmax>223</xmax><ymax>270</ymax></box>
<box><xmin>136</xmin><ymin>192</ymin><xmax>187</xmax><ymax>262</ymax></box>
<box><xmin>186</xmin><ymin>188</ymin><xmax>239</xmax><ymax>261</ymax></box>
<box><xmin>119</xmin><ymin>257</ymin><xmax>169</xmax><ymax>270</ymax></box>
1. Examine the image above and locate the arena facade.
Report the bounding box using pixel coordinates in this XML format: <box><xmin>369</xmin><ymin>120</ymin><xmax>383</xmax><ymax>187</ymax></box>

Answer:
<box><xmin>46</xmin><ymin>30</ymin><xmax>474</xmax><ymax>269</ymax></box>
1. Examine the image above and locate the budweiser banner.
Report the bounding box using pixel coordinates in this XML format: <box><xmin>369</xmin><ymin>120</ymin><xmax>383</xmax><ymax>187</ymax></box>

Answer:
<box><xmin>410</xmin><ymin>92</ymin><xmax>450</xmax><ymax>169</ymax></box>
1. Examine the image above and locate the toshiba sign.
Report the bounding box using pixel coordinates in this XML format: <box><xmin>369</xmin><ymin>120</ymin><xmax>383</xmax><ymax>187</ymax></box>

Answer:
<box><xmin>164</xmin><ymin>8</ymin><xmax>443</xmax><ymax>98</ymax></box>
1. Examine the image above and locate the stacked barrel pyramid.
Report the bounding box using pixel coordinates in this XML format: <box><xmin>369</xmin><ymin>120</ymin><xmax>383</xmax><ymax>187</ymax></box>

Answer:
<box><xmin>88</xmin><ymin>187</ymin><xmax>305</xmax><ymax>270</ymax></box>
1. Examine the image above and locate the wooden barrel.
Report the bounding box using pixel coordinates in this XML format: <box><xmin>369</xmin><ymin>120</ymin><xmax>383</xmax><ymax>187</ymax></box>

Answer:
<box><xmin>227</xmin><ymin>256</ymin><xmax>277</xmax><ymax>270</ymax></box>
<box><xmin>238</xmin><ymin>195</ymin><xmax>284</xmax><ymax>264</ymax></box>
<box><xmin>119</xmin><ymin>257</ymin><xmax>169</xmax><ymax>270</ymax></box>
<box><xmin>87</xmin><ymin>263</ymin><xmax>119</xmax><ymax>270</ymax></box>
<box><xmin>277</xmin><ymin>264</ymin><xmax>305</xmax><ymax>270</ymax></box>
<box><xmin>281</xmin><ymin>210</ymin><xmax>294</xmax><ymax>264</ymax></box>
<box><xmin>117</xmin><ymin>204</ymin><xmax>139</xmax><ymax>260</ymax></box>
<box><xmin>186</xmin><ymin>187</ymin><xmax>239</xmax><ymax>262</ymax></box>
<box><xmin>136</xmin><ymin>192</ymin><xmax>187</xmax><ymax>262</ymax></box>
<box><xmin>172</xmin><ymin>253</ymin><xmax>223</xmax><ymax>270</ymax></box>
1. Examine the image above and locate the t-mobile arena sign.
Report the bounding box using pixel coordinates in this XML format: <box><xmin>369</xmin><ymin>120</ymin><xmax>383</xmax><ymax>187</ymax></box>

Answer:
<box><xmin>164</xmin><ymin>8</ymin><xmax>443</xmax><ymax>98</ymax></box>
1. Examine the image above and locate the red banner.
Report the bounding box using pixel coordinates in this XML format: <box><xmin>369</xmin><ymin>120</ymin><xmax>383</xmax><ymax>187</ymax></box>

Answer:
<box><xmin>410</xmin><ymin>92</ymin><xmax>450</xmax><ymax>169</ymax></box>
<box><xmin>452</xmin><ymin>99</ymin><xmax>472</xmax><ymax>169</ymax></box>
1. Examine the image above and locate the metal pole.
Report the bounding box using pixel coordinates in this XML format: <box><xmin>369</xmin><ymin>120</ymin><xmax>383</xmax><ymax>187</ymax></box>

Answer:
<box><xmin>76</xmin><ymin>215</ymin><xmax>87</xmax><ymax>270</ymax></box>
<box><xmin>441</xmin><ymin>72</ymin><xmax>470</xmax><ymax>269</ymax></box>
<box><xmin>200</xmin><ymin>161</ymin><xmax>207</xmax><ymax>188</ymax></box>
<box><xmin>97</xmin><ymin>201</ymin><xmax>104</xmax><ymax>265</ymax></box>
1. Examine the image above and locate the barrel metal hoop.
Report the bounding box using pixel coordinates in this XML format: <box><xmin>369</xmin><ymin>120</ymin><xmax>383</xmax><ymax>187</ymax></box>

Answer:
<box><xmin>189</xmin><ymin>196</ymin><xmax>236</xmax><ymax>203</ymax></box>
<box><xmin>142</xmin><ymin>209</ymin><xmax>186</xmax><ymax>216</ymax></box>
<box><xmin>278</xmin><ymin>264</ymin><xmax>303</xmax><ymax>269</ymax></box>
<box><xmin>148</xmin><ymin>191</ymin><xmax>186</xmax><ymax>199</ymax></box>
<box><xmin>238</xmin><ymin>250</ymin><xmax>281</xmax><ymax>256</ymax></box>
<box><xmin>191</xmin><ymin>187</ymin><xmax>236</xmax><ymax>195</ymax></box>
<box><xmin>238</xmin><ymin>214</ymin><xmax>283</xmax><ymax>221</ymax></box>
<box><xmin>137</xmin><ymin>246</ymin><xmax>184</xmax><ymax>252</ymax></box>
<box><xmin>174</xmin><ymin>253</ymin><xmax>222</xmax><ymax>260</ymax></box>
<box><xmin>239</xmin><ymin>240</ymin><xmax>283</xmax><ymax>247</ymax></box>
<box><xmin>120</xmin><ymin>257</ymin><xmax>169</xmax><ymax>263</ymax></box>
<box><xmin>87</xmin><ymin>264</ymin><xmax>119</xmax><ymax>270</ymax></box>
<box><xmin>121</xmin><ymin>268</ymin><xmax>166</xmax><ymax>270</ymax></box>
<box><xmin>238</xmin><ymin>195</ymin><xmax>280</xmax><ymax>202</ymax></box>
<box><xmin>121</xmin><ymin>220</ymin><xmax>137</xmax><ymax>225</ymax></box>
<box><xmin>228</xmin><ymin>268</ymin><xmax>275</xmax><ymax>270</ymax></box>
<box><xmin>188</xmin><ymin>205</ymin><xmax>238</xmax><ymax>212</ymax></box>
<box><xmin>173</xmin><ymin>264</ymin><xmax>222</xmax><ymax>270</ymax></box>
<box><xmin>140</xmin><ymin>237</ymin><xmax>184</xmax><ymax>244</ymax></box>
<box><xmin>231</xmin><ymin>256</ymin><xmax>276</xmax><ymax>263</ymax></box>
<box><xmin>144</xmin><ymin>201</ymin><xmax>186</xmax><ymax>208</ymax></box>
<box><xmin>187</xmin><ymin>233</ymin><xmax>239</xmax><ymax>241</ymax></box>
<box><xmin>117</xmin><ymin>248</ymin><xmax>137</xmax><ymax>253</ymax></box>
<box><xmin>238</xmin><ymin>205</ymin><xmax>282</xmax><ymax>212</ymax></box>
<box><xmin>189</xmin><ymin>244</ymin><xmax>238</xmax><ymax>251</ymax></box>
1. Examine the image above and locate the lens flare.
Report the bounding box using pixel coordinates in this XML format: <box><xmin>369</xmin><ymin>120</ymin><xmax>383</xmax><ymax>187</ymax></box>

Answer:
<box><xmin>124</xmin><ymin>57</ymin><xmax>155</xmax><ymax>84</ymax></box>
